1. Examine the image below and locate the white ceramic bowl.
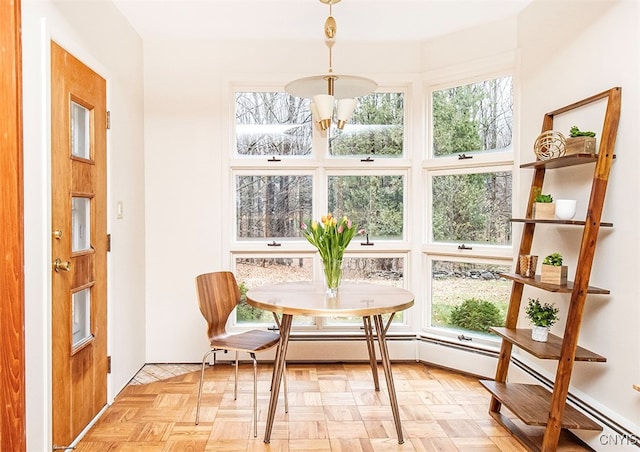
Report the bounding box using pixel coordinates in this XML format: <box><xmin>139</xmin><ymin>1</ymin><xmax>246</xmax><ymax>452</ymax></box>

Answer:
<box><xmin>555</xmin><ymin>199</ymin><xmax>576</xmax><ymax>220</ymax></box>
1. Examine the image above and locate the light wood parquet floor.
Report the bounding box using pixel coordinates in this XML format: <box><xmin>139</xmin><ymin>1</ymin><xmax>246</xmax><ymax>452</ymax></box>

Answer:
<box><xmin>75</xmin><ymin>362</ymin><xmax>590</xmax><ymax>452</ymax></box>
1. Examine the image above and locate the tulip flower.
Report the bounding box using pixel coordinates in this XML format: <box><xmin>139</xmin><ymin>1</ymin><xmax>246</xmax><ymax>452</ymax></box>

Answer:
<box><xmin>301</xmin><ymin>213</ymin><xmax>364</xmax><ymax>293</ymax></box>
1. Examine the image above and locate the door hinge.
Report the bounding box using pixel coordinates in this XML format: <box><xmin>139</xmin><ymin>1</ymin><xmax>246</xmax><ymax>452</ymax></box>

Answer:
<box><xmin>106</xmin><ymin>110</ymin><xmax>111</xmax><ymax>130</ymax></box>
<box><xmin>107</xmin><ymin>356</ymin><xmax>112</xmax><ymax>374</ymax></box>
<box><xmin>106</xmin><ymin>234</ymin><xmax>111</xmax><ymax>252</ymax></box>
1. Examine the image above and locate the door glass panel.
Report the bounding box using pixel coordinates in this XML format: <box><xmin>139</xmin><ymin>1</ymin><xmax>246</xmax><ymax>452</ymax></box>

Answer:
<box><xmin>72</xmin><ymin>289</ymin><xmax>91</xmax><ymax>348</ymax></box>
<box><xmin>71</xmin><ymin>101</ymin><xmax>91</xmax><ymax>159</ymax></box>
<box><xmin>72</xmin><ymin>197</ymin><xmax>91</xmax><ymax>252</ymax></box>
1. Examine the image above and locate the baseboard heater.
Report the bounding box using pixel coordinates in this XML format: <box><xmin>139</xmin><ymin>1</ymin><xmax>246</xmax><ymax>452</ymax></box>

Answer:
<box><xmin>286</xmin><ymin>332</ymin><xmax>416</xmax><ymax>342</ymax></box>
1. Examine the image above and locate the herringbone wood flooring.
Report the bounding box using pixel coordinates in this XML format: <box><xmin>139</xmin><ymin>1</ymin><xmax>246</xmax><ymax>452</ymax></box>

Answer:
<box><xmin>74</xmin><ymin>362</ymin><xmax>590</xmax><ymax>451</ymax></box>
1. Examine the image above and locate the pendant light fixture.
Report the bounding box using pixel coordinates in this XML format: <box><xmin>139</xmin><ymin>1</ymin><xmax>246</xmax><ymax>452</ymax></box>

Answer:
<box><xmin>285</xmin><ymin>0</ymin><xmax>377</xmax><ymax>130</ymax></box>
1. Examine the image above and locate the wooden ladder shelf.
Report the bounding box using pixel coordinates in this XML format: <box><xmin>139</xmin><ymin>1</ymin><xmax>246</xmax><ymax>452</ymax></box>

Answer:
<box><xmin>480</xmin><ymin>87</ymin><xmax>621</xmax><ymax>451</ymax></box>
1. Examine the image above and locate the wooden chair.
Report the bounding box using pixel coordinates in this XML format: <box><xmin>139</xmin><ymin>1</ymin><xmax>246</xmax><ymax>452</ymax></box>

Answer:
<box><xmin>194</xmin><ymin>271</ymin><xmax>287</xmax><ymax>437</ymax></box>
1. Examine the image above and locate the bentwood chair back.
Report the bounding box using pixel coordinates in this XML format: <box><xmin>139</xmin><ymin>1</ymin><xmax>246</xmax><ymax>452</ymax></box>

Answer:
<box><xmin>194</xmin><ymin>271</ymin><xmax>287</xmax><ymax>437</ymax></box>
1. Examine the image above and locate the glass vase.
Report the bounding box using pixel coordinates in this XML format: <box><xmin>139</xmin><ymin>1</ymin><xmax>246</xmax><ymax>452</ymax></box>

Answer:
<box><xmin>322</xmin><ymin>258</ymin><xmax>343</xmax><ymax>297</ymax></box>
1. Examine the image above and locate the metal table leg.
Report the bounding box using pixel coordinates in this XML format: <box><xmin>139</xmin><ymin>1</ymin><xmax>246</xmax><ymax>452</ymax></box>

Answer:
<box><xmin>373</xmin><ymin>313</ymin><xmax>403</xmax><ymax>444</ymax></box>
<box><xmin>263</xmin><ymin>313</ymin><xmax>292</xmax><ymax>443</ymax></box>
<box><xmin>362</xmin><ymin>315</ymin><xmax>380</xmax><ymax>391</ymax></box>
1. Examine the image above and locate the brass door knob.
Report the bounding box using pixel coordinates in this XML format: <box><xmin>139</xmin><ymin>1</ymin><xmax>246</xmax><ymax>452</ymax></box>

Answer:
<box><xmin>53</xmin><ymin>258</ymin><xmax>71</xmax><ymax>272</ymax></box>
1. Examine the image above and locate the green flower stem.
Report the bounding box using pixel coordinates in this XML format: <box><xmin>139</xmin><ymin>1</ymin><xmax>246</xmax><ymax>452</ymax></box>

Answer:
<box><xmin>323</xmin><ymin>258</ymin><xmax>343</xmax><ymax>291</ymax></box>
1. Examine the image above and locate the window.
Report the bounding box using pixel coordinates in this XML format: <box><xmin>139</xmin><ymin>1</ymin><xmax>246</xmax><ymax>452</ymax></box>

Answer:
<box><xmin>328</xmin><ymin>175</ymin><xmax>404</xmax><ymax>240</ymax></box>
<box><xmin>431</xmin><ymin>170</ymin><xmax>512</xmax><ymax>245</ymax></box>
<box><xmin>329</xmin><ymin>92</ymin><xmax>404</xmax><ymax>158</ymax></box>
<box><xmin>235</xmin><ymin>92</ymin><xmax>312</xmax><ymax>157</ymax></box>
<box><xmin>235</xmin><ymin>174</ymin><xmax>312</xmax><ymax>240</ymax></box>
<box><xmin>326</xmin><ymin>256</ymin><xmax>406</xmax><ymax>324</ymax></box>
<box><xmin>231</xmin><ymin>89</ymin><xmax>409</xmax><ymax>330</ymax></box>
<box><xmin>429</xmin><ymin>258</ymin><xmax>511</xmax><ymax>337</ymax></box>
<box><xmin>431</xmin><ymin>76</ymin><xmax>512</xmax><ymax>157</ymax></box>
<box><xmin>235</xmin><ymin>257</ymin><xmax>314</xmax><ymax>326</ymax></box>
<box><xmin>425</xmin><ymin>74</ymin><xmax>514</xmax><ymax>340</ymax></box>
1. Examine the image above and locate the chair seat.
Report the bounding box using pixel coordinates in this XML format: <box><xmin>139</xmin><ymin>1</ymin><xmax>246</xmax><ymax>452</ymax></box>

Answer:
<box><xmin>209</xmin><ymin>329</ymin><xmax>280</xmax><ymax>353</ymax></box>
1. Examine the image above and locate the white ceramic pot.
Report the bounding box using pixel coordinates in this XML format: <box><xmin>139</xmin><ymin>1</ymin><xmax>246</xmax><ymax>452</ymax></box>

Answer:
<box><xmin>531</xmin><ymin>325</ymin><xmax>550</xmax><ymax>342</ymax></box>
<box><xmin>555</xmin><ymin>199</ymin><xmax>576</xmax><ymax>220</ymax></box>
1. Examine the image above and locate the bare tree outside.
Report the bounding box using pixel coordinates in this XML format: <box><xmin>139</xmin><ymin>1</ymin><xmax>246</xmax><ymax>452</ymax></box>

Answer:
<box><xmin>235</xmin><ymin>92</ymin><xmax>313</xmax><ymax>156</ymax></box>
<box><xmin>236</xmin><ymin>175</ymin><xmax>312</xmax><ymax>239</ymax></box>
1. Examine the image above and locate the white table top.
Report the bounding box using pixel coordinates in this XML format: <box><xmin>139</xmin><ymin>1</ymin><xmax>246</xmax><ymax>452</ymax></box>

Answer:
<box><xmin>246</xmin><ymin>281</ymin><xmax>414</xmax><ymax>317</ymax></box>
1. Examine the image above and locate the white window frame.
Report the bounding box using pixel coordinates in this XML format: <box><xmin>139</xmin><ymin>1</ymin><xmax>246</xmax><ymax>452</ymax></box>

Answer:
<box><xmin>421</xmin><ymin>55</ymin><xmax>518</xmax><ymax>345</ymax></box>
<box><xmin>225</xmin><ymin>82</ymin><xmax>417</xmax><ymax>333</ymax></box>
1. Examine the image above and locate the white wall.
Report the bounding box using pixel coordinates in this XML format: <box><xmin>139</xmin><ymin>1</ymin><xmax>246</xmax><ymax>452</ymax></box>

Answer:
<box><xmin>21</xmin><ymin>1</ymin><xmax>146</xmax><ymax>450</ymax></box>
<box><xmin>516</xmin><ymin>0</ymin><xmax>640</xmax><ymax>444</ymax></box>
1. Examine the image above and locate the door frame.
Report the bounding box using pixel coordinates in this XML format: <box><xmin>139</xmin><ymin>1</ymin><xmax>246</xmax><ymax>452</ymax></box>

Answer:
<box><xmin>0</xmin><ymin>0</ymin><xmax>26</xmax><ymax>451</ymax></box>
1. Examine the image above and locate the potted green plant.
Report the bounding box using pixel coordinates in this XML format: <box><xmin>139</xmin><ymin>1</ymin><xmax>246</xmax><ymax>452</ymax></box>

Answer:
<box><xmin>525</xmin><ymin>297</ymin><xmax>559</xmax><ymax>342</ymax></box>
<box><xmin>566</xmin><ymin>125</ymin><xmax>596</xmax><ymax>155</ymax></box>
<box><xmin>533</xmin><ymin>189</ymin><xmax>555</xmax><ymax>220</ymax></box>
<box><xmin>540</xmin><ymin>252</ymin><xmax>568</xmax><ymax>285</ymax></box>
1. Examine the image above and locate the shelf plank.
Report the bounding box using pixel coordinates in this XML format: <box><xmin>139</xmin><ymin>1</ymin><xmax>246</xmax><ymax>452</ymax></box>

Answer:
<box><xmin>491</xmin><ymin>327</ymin><xmax>606</xmax><ymax>362</ymax></box>
<box><xmin>520</xmin><ymin>153</ymin><xmax>615</xmax><ymax>169</ymax></box>
<box><xmin>501</xmin><ymin>273</ymin><xmax>610</xmax><ymax>294</ymax></box>
<box><xmin>480</xmin><ymin>381</ymin><xmax>602</xmax><ymax>430</ymax></box>
<box><xmin>488</xmin><ymin>411</ymin><xmax>594</xmax><ymax>452</ymax></box>
<box><xmin>510</xmin><ymin>218</ymin><xmax>613</xmax><ymax>228</ymax></box>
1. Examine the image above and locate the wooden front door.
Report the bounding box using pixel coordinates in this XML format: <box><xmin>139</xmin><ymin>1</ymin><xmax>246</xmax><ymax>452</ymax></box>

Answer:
<box><xmin>50</xmin><ymin>41</ymin><xmax>108</xmax><ymax>448</ymax></box>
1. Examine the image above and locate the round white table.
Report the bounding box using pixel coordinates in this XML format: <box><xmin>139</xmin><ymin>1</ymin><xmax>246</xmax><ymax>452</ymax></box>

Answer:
<box><xmin>246</xmin><ymin>281</ymin><xmax>415</xmax><ymax>444</ymax></box>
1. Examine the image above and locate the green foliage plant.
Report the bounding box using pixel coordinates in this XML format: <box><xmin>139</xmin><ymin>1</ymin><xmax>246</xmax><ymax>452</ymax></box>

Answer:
<box><xmin>543</xmin><ymin>252</ymin><xmax>563</xmax><ymax>266</ymax></box>
<box><xmin>450</xmin><ymin>298</ymin><xmax>504</xmax><ymax>333</ymax></box>
<box><xmin>235</xmin><ymin>282</ymin><xmax>271</xmax><ymax>322</ymax></box>
<box><xmin>569</xmin><ymin>126</ymin><xmax>596</xmax><ymax>138</ymax></box>
<box><xmin>525</xmin><ymin>297</ymin><xmax>559</xmax><ymax>328</ymax></box>
<box><xmin>534</xmin><ymin>188</ymin><xmax>553</xmax><ymax>203</ymax></box>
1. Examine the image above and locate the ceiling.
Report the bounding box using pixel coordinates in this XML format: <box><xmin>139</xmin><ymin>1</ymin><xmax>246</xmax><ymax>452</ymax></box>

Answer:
<box><xmin>112</xmin><ymin>0</ymin><xmax>533</xmax><ymax>43</ymax></box>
